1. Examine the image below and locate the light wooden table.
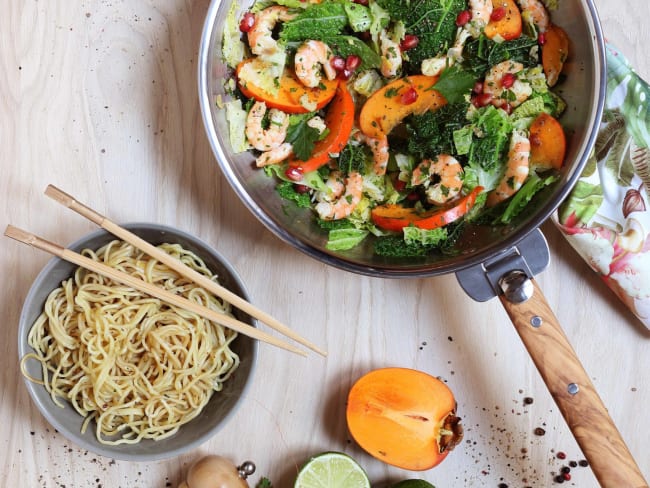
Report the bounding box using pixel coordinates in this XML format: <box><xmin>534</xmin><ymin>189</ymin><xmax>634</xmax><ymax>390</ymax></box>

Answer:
<box><xmin>1</xmin><ymin>1</ymin><xmax>648</xmax><ymax>486</ymax></box>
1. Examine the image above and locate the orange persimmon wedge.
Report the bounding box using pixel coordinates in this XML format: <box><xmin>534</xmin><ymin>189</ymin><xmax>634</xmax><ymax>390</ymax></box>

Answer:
<box><xmin>346</xmin><ymin>368</ymin><xmax>463</xmax><ymax>471</ymax></box>
<box><xmin>529</xmin><ymin>113</ymin><xmax>566</xmax><ymax>169</ymax></box>
<box><xmin>484</xmin><ymin>0</ymin><xmax>523</xmax><ymax>41</ymax></box>
<box><xmin>371</xmin><ymin>186</ymin><xmax>483</xmax><ymax>232</ymax></box>
<box><xmin>236</xmin><ymin>59</ymin><xmax>338</xmax><ymax>114</ymax></box>
<box><xmin>542</xmin><ymin>24</ymin><xmax>569</xmax><ymax>87</ymax></box>
<box><xmin>288</xmin><ymin>81</ymin><xmax>354</xmax><ymax>173</ymax></box>
<box><xmin>359</xmin><ymin>75</ymin><xmax>446</xmax><ymax>139</ymax></box>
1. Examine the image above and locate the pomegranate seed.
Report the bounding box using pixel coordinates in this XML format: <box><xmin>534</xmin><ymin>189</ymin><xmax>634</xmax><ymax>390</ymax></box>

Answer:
<box><xmin>556</xmin><ymin>452</ymin><xmax>567</xmax><ymax>460</ymax></box>
<box><xmin>401</xmin><ymin>87</ymin><xmax>418</xmax><ymax>105</ymax></box>
<box><xmin>338</xmin><ymin>68</ymin><xmax>353</xmax><ymax>80</ymax></box>
<box><xmin>501</xmin><ymin>72</ymin><xmax>516</xmax><ymax>88</ymax></box>
<box><xmin>239</xmin><ymin>12</ymin><xmax>255</xmax><ymax>33</ymax></box>
<box><xmin>501</xmin><ymin>103</ymin><xmax>513</xmax><ymax>115</ymax></box>
<box><xmin>394</xmin><ymin>179</ymin><xmax>407</xmax><ymax>192</ymax></box>
<box><xmin>294</xmin><ymin>183</ymin><xmax>310</xmax><ymax>194</ymax></box>
<box><xmin>353</xmin><ymin>0</ymin><xmax>369</xmax><ymax>5</ymax></box>
<box><xmin>345</xmin><ymin>55</ymin><xmax>361</xmax><ymax>72</ymax></box>
<box><xmin>330</xmin><ymin>55</ymin><xmax>346</xmax><ymax>72</ymax></box>
<box><xmin>400</xmin><ymin>34</ymin><xmax>419</xmax><ymax>51</ymax></box>
<box><xmin>473</xmin><ymin>92</ymin><xmax>493</xmax><ymax>107</ymax></box>
<box><xmin>456</xmin><ymin>9</ymin><xmax>471</xmax><ymax>26</ymax></box>
<box><xmin>285</xmin><ymin>167</ymin><xmax>303</xmax><ymax>181</ymax></box>
<box><xmin>562</xmin><ymin>473</ymin><xmax>571</xmax><ymax>481</ymax></box>
<box><xmin>472</xmin><ymin>81</ymin><xmax>484</xmax><ymax>95</ymax></box>
<box><xmin>491</xmin><ymin>6</ymin><xmax>506</xmax><ymax>21</ymax></box>
<box><xmin>407</xmin><ymin>192</ymin><xmax>420</xmax><ymax>201</ymax></box>
<box><xmin>538</xmin><ymin>32</ymin><xmax>547</xmax><ymax>45</ymax></box>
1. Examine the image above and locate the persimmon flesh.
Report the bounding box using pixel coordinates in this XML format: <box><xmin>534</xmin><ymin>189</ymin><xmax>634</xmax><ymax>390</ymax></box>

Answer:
<box><xmin>346</xmin><ymin>368</ymin><xmax>463</xmax><ymax>471</ymax></box>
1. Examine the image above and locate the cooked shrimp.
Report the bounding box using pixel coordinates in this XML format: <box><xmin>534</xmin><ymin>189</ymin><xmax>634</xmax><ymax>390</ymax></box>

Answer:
<box><xmin>245</xmin><ymin>101</ymin><xmax>289</xmax><ymax>152</ymax></box>
<box><xmin>247</xmin><ymin>6</ymin><xmax>295</xmax><ymax>56</ymax></box>
<box><xmin>256</xmin><ymin>143</ymin><xmax>293</xmax><ymax>167</ymax></box>
<box><xmin>379</xmin><ymin>29</ymin><xmax>402</xmax><ymax>78</ymax></box>
<box><xmin>467</xmin><ymin>0</ymin><xmax>493</xmax><ymax>37</ymax></box>
<box><xmin>356</xmin><ymin>132</ymin><xmax>390</xmax><ymax>175</ymax></box>
<box><xmin>517</xmin><ymin>0</ymin><xmax>550</xmax><ymax>32</ymax></box>
<box><xmin>411</xmin><ymin>155</ymin><xmax>464</xmax><ymax>205</ymax></box>
<box><xmin>315</xmin><ymin>172</ymin><xmax>363</xmax><ymax>220</ymax></box>
<box><xmin>315</xmin><ymin>170</ymin><xmax>346</xmax><ymax>203</ymax></box>
<box><xmin>487</xmin><ymin>130</ymin><xmax>531</xmax><ymax>206</ymax></box>
<box><xmin>294</xmin><ymin>40</ymin><xmax>337</xmax><ymax>88</ymax></box>
<box><xmin>483</xmin><ymin>60</ymin><xmax>532</xmax><ymax>108</ymax></box>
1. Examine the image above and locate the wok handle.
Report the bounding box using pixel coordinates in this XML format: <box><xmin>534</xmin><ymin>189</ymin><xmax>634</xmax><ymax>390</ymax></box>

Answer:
<box><xmin>499</xmin><ymin>278</ymin><xmax>648</xmax><ymax>488</ymax></box>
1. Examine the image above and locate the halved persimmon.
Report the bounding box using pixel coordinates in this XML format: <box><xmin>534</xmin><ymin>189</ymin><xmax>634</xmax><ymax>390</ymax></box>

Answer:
<box><xmin>346</xmin><ymin>368</ymin><xmax>463</xmax><ymax>471</ymax></box>
<box><xmin>236</xmin><ymin>59</ymin><xmax>338</xmax><ymax>114</ymax></box>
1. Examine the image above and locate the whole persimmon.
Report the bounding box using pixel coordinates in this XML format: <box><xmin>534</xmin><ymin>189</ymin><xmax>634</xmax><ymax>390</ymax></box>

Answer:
<box><xmin>346</xmin><ymin>368</ymin><xmax>463</xmax><ymax>471</ymax></box>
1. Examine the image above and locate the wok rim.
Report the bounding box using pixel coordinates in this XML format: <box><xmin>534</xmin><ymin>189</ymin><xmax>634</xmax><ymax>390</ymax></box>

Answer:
<box><xmin>198</xmin><ymin>0</ymin><xmax>607</xmax><ymax>279</ymax></box>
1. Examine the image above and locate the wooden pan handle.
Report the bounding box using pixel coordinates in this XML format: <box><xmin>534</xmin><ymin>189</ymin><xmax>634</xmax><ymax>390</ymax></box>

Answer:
<box><xmin>499</xmin><ymin>278</ymin><xmax>648</xmax><ymax>488</ymax></box>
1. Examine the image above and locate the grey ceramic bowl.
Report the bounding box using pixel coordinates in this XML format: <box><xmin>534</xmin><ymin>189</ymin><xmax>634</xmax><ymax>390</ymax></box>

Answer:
<box><xmin>17</xmin><ymin>223</ymin><xmax>257</xmax><ymax>461</ymax></box>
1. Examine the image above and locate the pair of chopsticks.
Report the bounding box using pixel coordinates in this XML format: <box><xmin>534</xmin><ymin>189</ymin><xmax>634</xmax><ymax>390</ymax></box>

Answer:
<box><xmin>5</xmin><ymin>185</ymin><xmax>326</xmax><ymax>358</ymax></box>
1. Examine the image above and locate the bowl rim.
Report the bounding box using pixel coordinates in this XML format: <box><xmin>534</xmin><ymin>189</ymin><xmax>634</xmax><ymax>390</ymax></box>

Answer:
<box><xmin>17</xmin><ymin>222</ymin><xmax>258</xmax><ymax>461</ymax></box>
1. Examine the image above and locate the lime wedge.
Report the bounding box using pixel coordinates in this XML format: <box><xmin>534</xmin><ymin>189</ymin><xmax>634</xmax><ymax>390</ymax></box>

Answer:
<box><xmin>294</xmin><ymin>452</ymin><xmax>370</xmax><ymax>488</ymax></box>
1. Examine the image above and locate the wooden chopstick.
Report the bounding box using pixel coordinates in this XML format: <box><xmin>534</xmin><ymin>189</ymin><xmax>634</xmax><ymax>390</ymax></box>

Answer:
<box><xmin>44</xmin><ymin>184</ymin><xmax>327</xmax><ymax>357</ymax></box>
<box><xmin>5</xmin><ymin>225</ymin><xmax>308</xmax><ymax>357</ymax></box>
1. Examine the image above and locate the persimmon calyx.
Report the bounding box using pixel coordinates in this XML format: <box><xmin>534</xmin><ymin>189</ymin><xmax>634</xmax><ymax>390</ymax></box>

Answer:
<box><xmin>439</xmin><ymin>412</ymin><xmax>464</xmax><ymax>453</ymax></box>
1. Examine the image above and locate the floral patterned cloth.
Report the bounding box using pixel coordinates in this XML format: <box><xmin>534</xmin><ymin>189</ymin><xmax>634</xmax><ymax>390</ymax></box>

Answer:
<box><xmin>554</xmin><ymin>44</ymin><xmax>650</xmax><ymax>329</ymax></box>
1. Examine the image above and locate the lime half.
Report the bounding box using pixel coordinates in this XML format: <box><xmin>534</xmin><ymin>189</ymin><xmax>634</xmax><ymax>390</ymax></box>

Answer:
<box><xmin>294</xmin><ymin>452</ymin><xmax>370</xmax><ymax>488</ymax></box>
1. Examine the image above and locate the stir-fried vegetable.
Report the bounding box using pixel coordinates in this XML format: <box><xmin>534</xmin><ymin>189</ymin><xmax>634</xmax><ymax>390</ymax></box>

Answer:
<box><xmin>223</xmin><ymin>0</ymin><xmax>570</xmax><ymax>255</ymax></box>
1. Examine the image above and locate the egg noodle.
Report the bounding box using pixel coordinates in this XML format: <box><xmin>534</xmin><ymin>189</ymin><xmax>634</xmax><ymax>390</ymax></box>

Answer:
<box><xmin>21</xmin><ymin>240</ymin><xmax>240</xmax><ymax>445</ymax></box>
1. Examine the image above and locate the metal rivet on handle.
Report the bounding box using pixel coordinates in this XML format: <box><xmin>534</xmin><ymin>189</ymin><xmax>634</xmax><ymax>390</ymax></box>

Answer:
<box><xmin>567</xmin><ymin>383</ymin><xmax>580</xmax><ymax>395</ymax></box>
<box><xmin>530</xmin><ymin>315</ymin><xmax>543</xmax><ymax>328</ymax></box>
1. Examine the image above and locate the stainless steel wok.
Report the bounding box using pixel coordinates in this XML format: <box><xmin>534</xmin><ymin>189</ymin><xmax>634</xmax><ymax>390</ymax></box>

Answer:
<box><xmin>198</xmin><ymin>1</ymin><xmax>648</xmax><ymax>485</ymax></box>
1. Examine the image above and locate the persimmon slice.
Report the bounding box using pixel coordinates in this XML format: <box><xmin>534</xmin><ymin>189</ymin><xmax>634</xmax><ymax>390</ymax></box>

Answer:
<box><xmin>359</xmin><ymin>75</ymin><xmax>446</xmax><ymax>139</ymax></box>
<box><xmin>236</xmin><ymin>59</ymin><xmax>338</xmax><ymax>114</ymax></box>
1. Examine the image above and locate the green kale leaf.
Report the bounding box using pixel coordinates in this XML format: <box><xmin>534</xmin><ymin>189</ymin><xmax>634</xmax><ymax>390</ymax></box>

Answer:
<box><xmin>376</xmin><ymin>0</ymin><xmax>466</xmax><ymax>70</ymax></box>
<box><xmin>406</xmin><ymin>102</ymin><xmax>470</xmax><ymax>159</ymax></box>
<box><xmin>276</xmin><ymin>180</ymin><xmax>312</xmax><ymax>208</ymax></box>
<box><xmin>279</xmin><ymin>3</ymin><xmax>348</xmax><ymax>42</ymax></box>
<box><xmin>463</xmin><ymin>35</ymin><xmax>539</xmax><ymax>76</ymax></box>
<box><xmin>338</xmin><ymin>142</ymin><xmax>367</xmax><ymax>175</ymax></box>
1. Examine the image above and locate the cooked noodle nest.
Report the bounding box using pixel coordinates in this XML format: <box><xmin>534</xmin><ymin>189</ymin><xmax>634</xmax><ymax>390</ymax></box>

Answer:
<box><xmin>21</xmin><ymin>240</ymin><xmax>240</xmax><ymax>445</ymax></box>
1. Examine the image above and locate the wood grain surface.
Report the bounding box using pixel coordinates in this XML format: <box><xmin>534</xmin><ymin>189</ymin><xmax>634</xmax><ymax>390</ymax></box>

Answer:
<box><xmin>1</xmin><ymin>1</ymin><xmax>649</xmax><ymax>487</ymax></box>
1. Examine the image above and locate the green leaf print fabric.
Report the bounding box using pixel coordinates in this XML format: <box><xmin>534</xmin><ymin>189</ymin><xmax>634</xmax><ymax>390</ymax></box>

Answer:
<box><xmin>555</xmin><ymin>44</ymin><xmax>650</xmax><ymax>329</ymax></box>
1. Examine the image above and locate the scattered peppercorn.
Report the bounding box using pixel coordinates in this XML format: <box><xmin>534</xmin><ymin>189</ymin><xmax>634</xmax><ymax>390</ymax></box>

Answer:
<box><xmin>579</xmin><ymin>459</ymin><xmax>589</xmax><ymax>467</ymax></box>
<box><xmin>561</xmin><ymin>466</ymin><xmax>571</xmax><ymax>474</ymax></box>
<box><xmin>523</xmin><ymin>397</ymin><xmax>534</xmax><ymax>405</ymax></box>
<box><xmin>534</xmin><ymin>427</ymin><xmax>546</xmax><ymax>436</ymax></box>
<box><xmin>569</xmin><ymin>461</ymin><xmax>578</xmax><ymax>468</ymax></box>
<box><xmin>554</xmin><ymin>475</ymin><xmax>565</xmax><ymax>484</ymax></box>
